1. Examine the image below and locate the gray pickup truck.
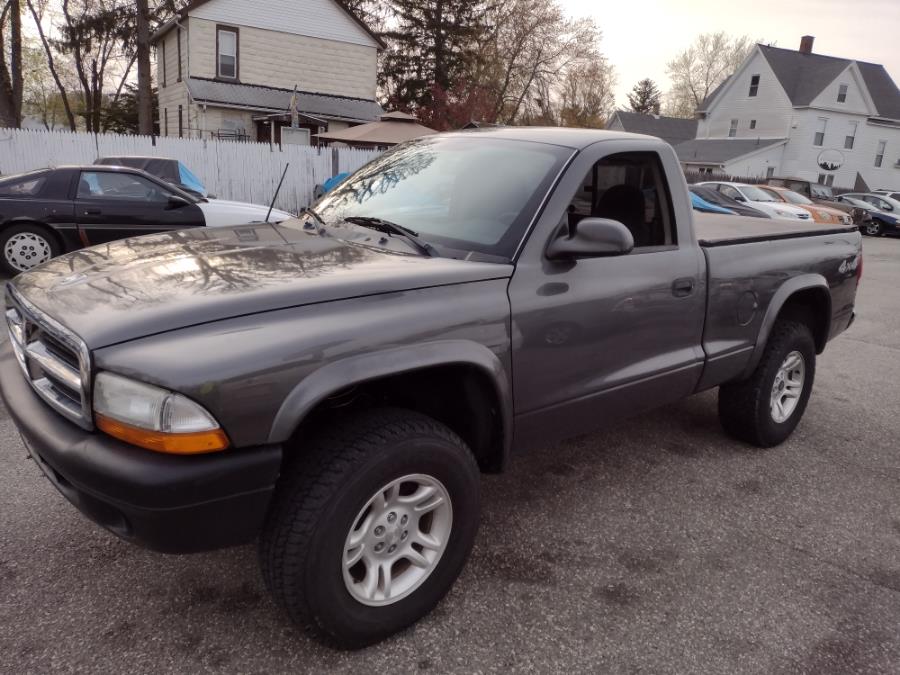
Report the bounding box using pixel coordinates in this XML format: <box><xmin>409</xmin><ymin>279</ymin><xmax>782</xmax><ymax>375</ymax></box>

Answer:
<box><xmin>1</xmin><ymin>128</ymin><xmax>861</xmax><ymax>648</ymax></box>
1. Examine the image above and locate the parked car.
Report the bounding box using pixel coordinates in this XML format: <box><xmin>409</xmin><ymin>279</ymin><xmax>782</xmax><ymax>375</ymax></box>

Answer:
<box><xmin>689</xmin><ymin>185</ymin><xmax>771</xmax><ymax>218</ymax></box>
<box><xmin>839</xmin><ymin>193</ymin><xmax>900</xmax><ymax>236</ymax></box>
<box><xmin>690</xmin><ymin>190</ymin><xmax>735</xmax><ymax>214</ymax></box>
<box><xmin>766</xmin><ymin>177</ymin><xmax>857</xmax><ymax>219</ymax></box>
<box><xmin>834</xmin><ymin>195</ymin><xmax>900</xmax><ymax>236</ymax></box>
<box><xmin>0</xmin><ymin>166</ymin><xmax>295</xmax><ymax>274</ymax></box>
<box><xmin>758</xmin><ymin>186</ymin><xmax>852</xmax><ymax>225</ymax></box>
<box><xmin>95</xmin><ymin>156</ymin><xmax>210</xmax><ymax>197</ymax></box>
<box><xmin>0</xmin><ymin>129</ymin><xmax>861</xmax><ymax>648</ymax></box>
<box><xmin>698</xmin><ymin>182</ymin><xmax>812</xmax><ymax>220</ymax></box>
<box><xmin>874</xmin><ymin>189</ymin><xmax>900</xmax><ymax>201</ymax></box>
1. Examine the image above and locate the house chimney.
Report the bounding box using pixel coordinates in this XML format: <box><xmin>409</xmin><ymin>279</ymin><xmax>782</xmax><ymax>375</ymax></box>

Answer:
<box><xmin>800</xmin><ymin>35</ymin><xmax>814</xmax><ymax>55</ymax></box>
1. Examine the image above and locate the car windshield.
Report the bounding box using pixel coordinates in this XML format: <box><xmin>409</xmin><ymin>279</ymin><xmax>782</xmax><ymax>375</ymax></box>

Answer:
<box><xmin>777</xmin><ymin>189</ymin><xmax>813</xmax><ymax>205</ymax></box>
<box><xmin>312</xmin><ymin>136</ymin><xmax>573</xmax><ymax>261</ymax></box>
<box><xmin>740</xmin><ymin>185</ymin><xmax>776</xmax><ymax>202</ymax></box>
<box><xmin>811</xmin><ymin>185</ymin><xmax>833</xmax><ymax>199</ymax></box>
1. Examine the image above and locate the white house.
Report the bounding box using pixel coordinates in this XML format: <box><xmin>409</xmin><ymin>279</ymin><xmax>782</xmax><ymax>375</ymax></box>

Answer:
<box><xmin>150</xmin><ymin>0</ymin><xmax>384</xmax><ymax>143</ymax></box>
<box><xmin>677</xmin><ymin>37</ymin><xmax>900</xmax><ymax>190</ymax></box>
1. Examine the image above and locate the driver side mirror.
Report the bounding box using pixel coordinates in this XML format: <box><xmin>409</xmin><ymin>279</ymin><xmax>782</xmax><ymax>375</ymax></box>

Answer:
<box><xmin>546</xmin><ymin>218</ymin><xmax>635</xmax><ymax>260</ymax></box>
<box><xmin>167</xmin><ymin>194</ymin><xmax>191</xmax><ymax>209</ymax></box>
<box><xmin>733</xmin><ymin>195</ymin><xmax>746</xmax><ymax>202</ymax></box>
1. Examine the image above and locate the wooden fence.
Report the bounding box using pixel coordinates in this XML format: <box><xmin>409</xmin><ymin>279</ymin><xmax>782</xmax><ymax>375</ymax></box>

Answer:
<box><xmin>0</xmin><ymin>128</ymin><xmax>381</xmax><ymax>214</ymax></box>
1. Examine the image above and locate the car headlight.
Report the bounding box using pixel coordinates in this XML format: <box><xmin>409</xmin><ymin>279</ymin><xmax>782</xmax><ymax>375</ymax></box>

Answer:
<box><xmin>93</xmin><ymin>372</ymin><xmax>229</xmax><ymax>454</ymax></box>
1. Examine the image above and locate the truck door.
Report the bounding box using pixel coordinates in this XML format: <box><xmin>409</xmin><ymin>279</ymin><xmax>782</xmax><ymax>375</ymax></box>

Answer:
<box><xmin>508</xmin><ymin>143</ymin><xmax>706</xmax><ymax>448</ymax></box>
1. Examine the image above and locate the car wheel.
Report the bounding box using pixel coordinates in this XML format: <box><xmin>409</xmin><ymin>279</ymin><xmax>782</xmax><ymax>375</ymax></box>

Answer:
<box><xmin>864</xmin><ymin>220</ymin><xmax>883</xmax><ymax>236</ymax></box>
<box><xmin>259</xmin><ymin>408</ymin><xmax>481</xmax><ymax>648</ymax></box>
<box><xmin>718</xmin><ymin>320</ymin><xmax>816</xmax><ymax>448</ymax></box>
<box><xmin>0</xmin><ymin>224</ymin><xmax>60</xmax><ymax>275</ymax></box>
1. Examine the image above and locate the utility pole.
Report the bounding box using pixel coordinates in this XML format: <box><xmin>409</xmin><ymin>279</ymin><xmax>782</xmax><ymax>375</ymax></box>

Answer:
<box><xmin>136</xmin><ymin>0</ymin><xmax>153</xmax><ymax>135</ymax></box>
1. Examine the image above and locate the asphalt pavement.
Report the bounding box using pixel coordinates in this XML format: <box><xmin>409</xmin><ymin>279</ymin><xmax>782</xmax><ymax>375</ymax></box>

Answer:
<box><xmin>1</xmin><ymin>236</ymin><xmax>899</xmax><ymax>674</ymax></box>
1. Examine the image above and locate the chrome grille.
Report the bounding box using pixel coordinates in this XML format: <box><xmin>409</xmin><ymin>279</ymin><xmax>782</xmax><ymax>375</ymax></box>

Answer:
<box><xmin>6</xmin><ymin>287</ymin><xmax>93</xmax><ymax>429</ymax></box>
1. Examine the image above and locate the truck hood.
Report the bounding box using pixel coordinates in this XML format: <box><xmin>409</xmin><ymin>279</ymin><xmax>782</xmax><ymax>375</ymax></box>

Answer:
<box><xmin>11</xmin><ymin>223</ymin><xmax>513</xmax><ymax>348</ymax></box>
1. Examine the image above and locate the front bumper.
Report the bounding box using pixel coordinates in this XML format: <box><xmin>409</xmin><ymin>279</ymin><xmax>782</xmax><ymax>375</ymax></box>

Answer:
<box><xmin>0</xmin><ymin>344</ymin><xmax>282</xmax><ymax>553</ymax></box>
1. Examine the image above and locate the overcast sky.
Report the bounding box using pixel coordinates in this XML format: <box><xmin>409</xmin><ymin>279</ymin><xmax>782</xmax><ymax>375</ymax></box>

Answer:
<box><xmin>558</xmin><ymin>0</ymin><xmax>900</xmax><ymax>109</ymax></box>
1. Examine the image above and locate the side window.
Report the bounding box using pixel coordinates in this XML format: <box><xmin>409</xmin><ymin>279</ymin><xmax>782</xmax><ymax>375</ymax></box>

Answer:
<box><xmin>565</xmin><ymin>152</ymin><xmax>676</xmax><ymax>248</ymax></box>
<box><xmin>77</xmin><ymin>172</ymin><xmax>170</xmax><ymax>202</ymax></box>
<box><xmin>720</xmin><ymin>185</ymin><xmax>742</xmax><ymax>201</ymax></box>
<box><xmin>0</xmin><ymin>173</ymin><xmax>48</xmax><ymax>197</ymax></box>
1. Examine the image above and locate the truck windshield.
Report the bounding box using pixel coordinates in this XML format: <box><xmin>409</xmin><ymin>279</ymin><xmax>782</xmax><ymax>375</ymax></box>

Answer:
<box><xmin>313</xmin><ymin>136</ymin><xmax>573</xmax><ymax>260</ymax></box>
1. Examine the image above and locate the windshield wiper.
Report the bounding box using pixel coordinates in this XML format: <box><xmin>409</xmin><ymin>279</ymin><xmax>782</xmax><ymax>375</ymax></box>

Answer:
<box><xmin>300</xmin><ymin>206</ymin><xmax>328</xmax><ymax>233</ymax></box>
<box><xmin>343</xmin><ymin>216</ymin><xmax>437</xmax><ymax>257</ymax></box>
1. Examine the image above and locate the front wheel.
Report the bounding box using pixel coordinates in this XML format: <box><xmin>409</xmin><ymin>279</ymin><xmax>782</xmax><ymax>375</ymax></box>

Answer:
<box><xmin>259</xmin><ymin>408</ymin><xmax>481</xmax><ymax>648</ymax></box>
<box><xmin>864</xmin><ymin>220</ymin><xmax>883</xmax><ymax>236</ymax></box>
<box><xmin>718</xmin><ymin>320</ymin><xmax>816</xmax><ymax>447</ymax></box>
<box><xmin>0</xmin><ymin>224</ymin><xmax>60</xmax><ymax>275</ymax></box>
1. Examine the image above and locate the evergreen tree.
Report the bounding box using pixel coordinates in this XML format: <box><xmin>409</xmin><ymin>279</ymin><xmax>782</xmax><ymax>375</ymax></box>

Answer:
<box><xmin>626</xmin><ymin>78</ymin><xmax>662</xmax><ymax>114</ymax></box>
<box><xmin>380</xmin><ymin>0</ymin><xmax>485</xmax><ymax>113</ymax></box>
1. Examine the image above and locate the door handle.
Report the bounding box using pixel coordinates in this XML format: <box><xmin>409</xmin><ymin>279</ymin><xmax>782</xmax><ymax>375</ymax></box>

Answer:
<box><xmin>672</xmin><ymin>277</ymin><xmax>695</xmax><ymax>297</ymax></box>
<box><xmin>84</xmin><ymin>208</ymin><xmax>102</xmax><ymax>215</ymax></box>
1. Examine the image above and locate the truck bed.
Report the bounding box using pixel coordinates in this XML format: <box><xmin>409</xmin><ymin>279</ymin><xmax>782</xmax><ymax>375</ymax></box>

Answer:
<box><xmin>694</xmin><ymin>212</ymin><xmax>858</xmax><ymax>246</ymax></box>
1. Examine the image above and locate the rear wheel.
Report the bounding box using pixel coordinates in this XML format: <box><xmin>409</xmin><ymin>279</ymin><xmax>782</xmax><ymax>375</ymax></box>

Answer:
<box><xmin>0</xmin><ymin>224</ymin><xmax>60</xmax><ymax>275</ymax></box>
<box><xmin>259</xmin><ymin>408</ymin><xmax>481</xmax><ymax>648</ymax></box>
<box><xmin>718</xmin><ymin>320</ymin><xmax>816</xmax><ymax>447</ymax></box>
<box><xmin>864</xmin><ymin>219</ymin><xmax>883</xmax><ymax>236</ymax></box>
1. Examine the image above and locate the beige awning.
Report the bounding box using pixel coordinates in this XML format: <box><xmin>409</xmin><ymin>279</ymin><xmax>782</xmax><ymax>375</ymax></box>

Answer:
<box><xmin>317</xmin><ymin>112</ymin><xmax>437</xmax><ymax>147</ymax></box>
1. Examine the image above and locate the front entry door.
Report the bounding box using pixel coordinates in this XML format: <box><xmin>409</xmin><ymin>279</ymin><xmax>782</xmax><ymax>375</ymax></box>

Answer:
<box><xmin>509</xmin><ymin>145</ymin><xmax>706</xmax><ymax>449</ymax></box>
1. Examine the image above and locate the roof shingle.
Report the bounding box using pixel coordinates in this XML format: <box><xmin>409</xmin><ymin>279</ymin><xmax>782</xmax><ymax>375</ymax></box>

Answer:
<box><xmin>609</xmin><ymin>112</ymin><xmax>698</xmax><ymax>146</ymax></box>
<box><xmin>185</xmin><ymin>78</ymin><xmax>383</xmax><ymax>122</ymax></box>
<box><xmin>675</xmin><ymin>138</ymin><xmax>786</xmax><ymax>164</ymax></box>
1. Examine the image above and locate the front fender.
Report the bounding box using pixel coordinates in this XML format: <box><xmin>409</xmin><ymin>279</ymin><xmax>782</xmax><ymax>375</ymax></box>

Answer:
<box><xmin>741</xmin><ymin>273</ymin><xmax>831</xmax><ymax>378</ymax></box>
<box><xmin>268</xmin><ymin>339</ymin><xmax>513</xmax><ymax>458</ymax></box>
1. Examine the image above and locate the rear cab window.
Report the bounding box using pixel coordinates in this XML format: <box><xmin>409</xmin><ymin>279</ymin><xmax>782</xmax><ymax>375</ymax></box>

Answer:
<box><xmin>565</xmin><ymin>151</ymin><xmax>676</xmax><ymax>249</ymax></box>
<box><xmin>0</xmin><ymin>171</ymin><xmax>49</xmax><ymax>198</ymax></box>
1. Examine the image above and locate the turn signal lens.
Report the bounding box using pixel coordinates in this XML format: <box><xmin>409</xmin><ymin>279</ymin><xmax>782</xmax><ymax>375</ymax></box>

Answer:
<box><xmin>96</xmin><ymin>414</ymin><xmax>229</xmax><ymax>454</ymax></box>
<box><xmin>93</xmin><ymin>371</ymin><xmax>229</xmax><ymax>454</ymax></box>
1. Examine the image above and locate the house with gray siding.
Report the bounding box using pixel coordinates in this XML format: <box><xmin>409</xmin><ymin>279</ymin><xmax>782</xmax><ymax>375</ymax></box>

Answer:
<box><xmin>680</xmin><ymin>37</ymin><xmax>900</xmax><ymax>190</ymax></box>
<box><xmin>151</xmin><ymin>0</ymin><xmax>384</xmax><ymax>143</ymax></box>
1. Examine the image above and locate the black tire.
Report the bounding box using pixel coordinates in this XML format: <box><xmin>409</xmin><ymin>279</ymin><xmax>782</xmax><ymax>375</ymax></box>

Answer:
<box><xmin>863</xmin><ymin>219</ymin><xmax>883</xmax><ymax>237</ymax></box>
<box><xmin>0</xmin><ymin>223</ymin><xmax>61</xmax><ymax>276</ymax></box>
<box><xmin>718</xmin><ymin>320</ymin><xmax>816</xmax><ymax>448</ymax></box>
<box><xmin>259</xmin><ymin>408</ymin><xmax>481</xmax><ymax>649</ymax></box>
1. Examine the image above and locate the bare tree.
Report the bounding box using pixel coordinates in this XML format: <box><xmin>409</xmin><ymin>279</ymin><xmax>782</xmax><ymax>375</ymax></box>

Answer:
<box><xmin>664</xmin><ymin>32</ymin><xmax>756</xmax><ymax>119</ymax></box>
<box><xmin>26</xmin><ymin>0</ymin><xmax>77</xmax><ymax>129</ymax></box>
<box><xmin>481</xmin><ymin>0</ymin><xmax>603</xmax><ymax>125</ymax></box>
<box><xmin>0</xmin><ymin>0</ymin><xmax>24</xmax><ymax>127</ymax></box>
<box><xmin>557</xmin><ymin>59</ymin><xmax>616</xmax><ymax>128</ymax></box>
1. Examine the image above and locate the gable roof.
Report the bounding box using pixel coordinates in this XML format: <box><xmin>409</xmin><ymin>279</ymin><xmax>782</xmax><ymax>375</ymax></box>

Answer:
<box><xmin>702</xmin><ymin>44</ymin><xmax>900</xmax><ymax>120</ymax></box>
<box><xmin>609</xmin><ymin>111</ymin><xmax>698</xmax><ymax>146</ymax></box>
<box><xmin>674</xmin><ymin>138</ymin><xmax>786</xmax><ymax>165</ymax></box>
<box><xmin>151</xmin><ymin>0</ymin><xmax>386</xmax><ymax>49</ymax></box>
<box><xmin>186</xmin><ymin>77</ymin><xmax>383</xmax><ymax>122</ymax></box>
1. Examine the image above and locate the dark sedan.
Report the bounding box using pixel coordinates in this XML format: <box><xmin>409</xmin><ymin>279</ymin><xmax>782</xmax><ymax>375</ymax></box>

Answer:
<box><xmin>0</xmin><ymin>166</ymin><xmax>206</xmax><ymax>275</ymax></box>
<box><xmin>689</xmin><ymin>185</ymin><xmax>771</xmax><ymax>219</ymax></box>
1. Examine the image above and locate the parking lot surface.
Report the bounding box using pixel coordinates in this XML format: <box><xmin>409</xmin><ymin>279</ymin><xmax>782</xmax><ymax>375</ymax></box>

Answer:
<box><xmin>1</xmin><ymin>236</ymin><xmax>899</xmax><ymax>674</ymax></box>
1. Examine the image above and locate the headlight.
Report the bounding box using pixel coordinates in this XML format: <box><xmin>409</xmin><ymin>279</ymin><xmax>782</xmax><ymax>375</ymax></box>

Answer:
<box><xmin>93</xmin><ymin>372</ymin><xmax>229</xmax><ymax>454</ymax></box>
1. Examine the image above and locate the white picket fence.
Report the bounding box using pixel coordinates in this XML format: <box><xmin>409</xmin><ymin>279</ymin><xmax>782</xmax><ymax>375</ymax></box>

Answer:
<box><xmin>0</xmin><ymin>127</ymin><xmax>381</xmax><ymax>214</ymax></box>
